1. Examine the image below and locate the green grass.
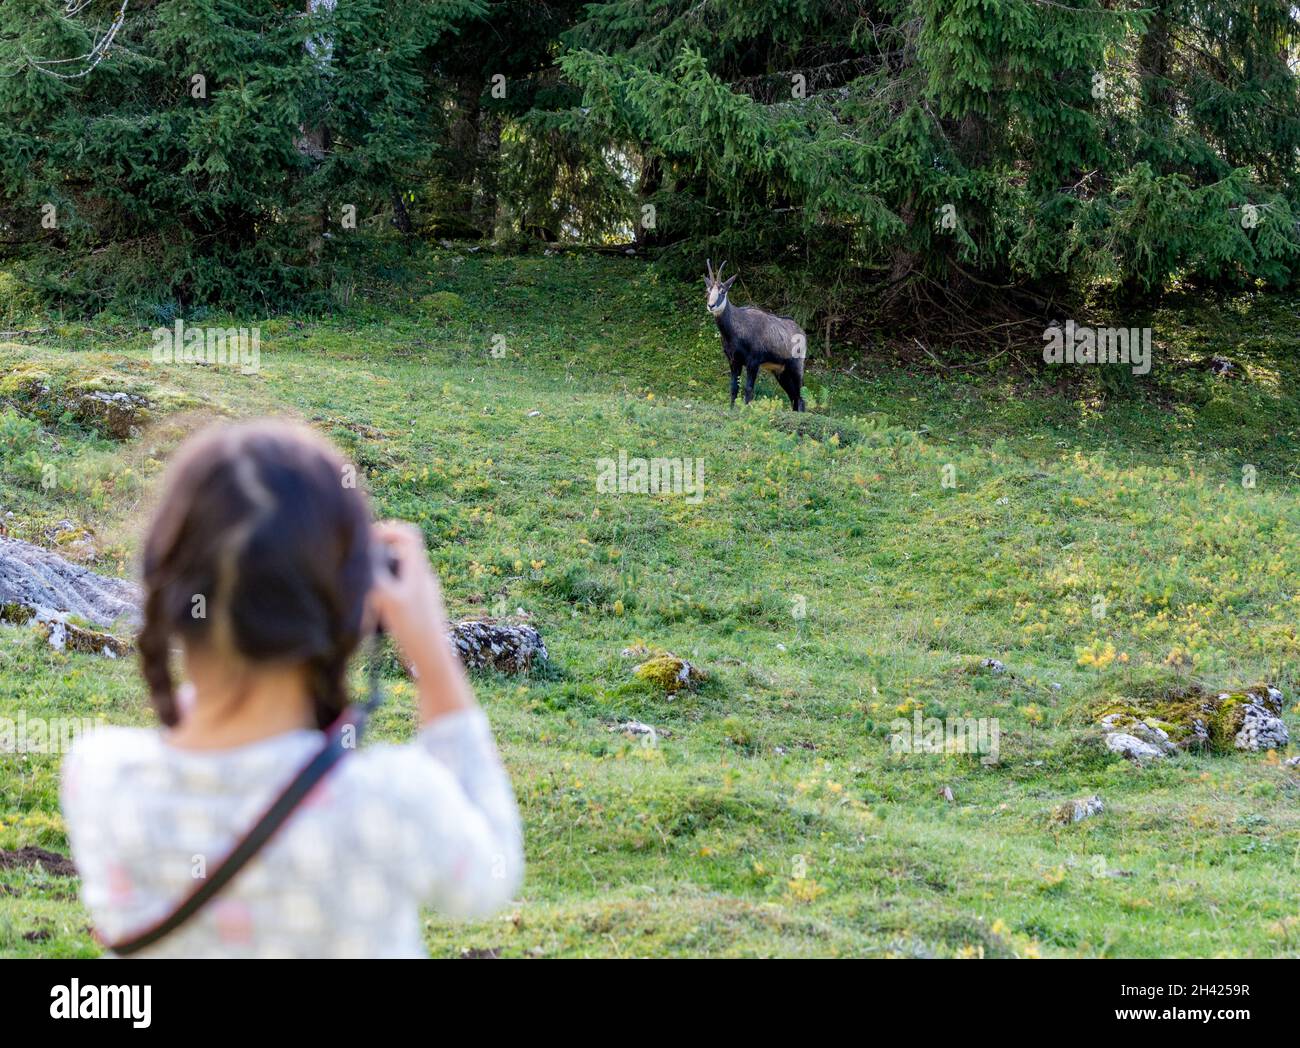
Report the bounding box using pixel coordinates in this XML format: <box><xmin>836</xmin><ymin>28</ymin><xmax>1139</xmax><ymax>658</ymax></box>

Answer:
<box><xmin>2</xmin><ymin>248</ymin><xmax>1299</xmax><ymax>957</ymax></box>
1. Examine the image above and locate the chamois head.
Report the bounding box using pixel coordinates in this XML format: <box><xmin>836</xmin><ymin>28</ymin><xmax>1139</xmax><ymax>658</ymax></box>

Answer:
<box><xmin>704</xmin><ymin>258</ymin><xmax>736</xmax><ymax>316</ymax></box>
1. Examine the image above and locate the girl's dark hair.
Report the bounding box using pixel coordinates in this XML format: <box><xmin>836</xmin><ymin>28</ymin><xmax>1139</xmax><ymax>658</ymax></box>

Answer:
<box><xmin>138</xmin><ymin>420</ymin><xmax>374</xmax><ymax>730</ymax></box>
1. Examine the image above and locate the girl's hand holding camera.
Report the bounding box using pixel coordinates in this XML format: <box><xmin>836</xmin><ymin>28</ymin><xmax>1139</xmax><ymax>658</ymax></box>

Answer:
<box><xmin>369</xmin><ymin>521</ymin><xmax>474</xmax><ymax>723</ymax></box>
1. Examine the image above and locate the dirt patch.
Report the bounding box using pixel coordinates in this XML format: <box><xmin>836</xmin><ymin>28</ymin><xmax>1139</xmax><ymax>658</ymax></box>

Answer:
<box><xmin>0</xmin><ymin>846</ymin><xmax>78</xmax><ymax>877</ymax></box>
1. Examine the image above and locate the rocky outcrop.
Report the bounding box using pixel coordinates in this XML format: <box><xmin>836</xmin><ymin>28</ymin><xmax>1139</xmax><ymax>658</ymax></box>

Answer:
<box><xmin>0</xmin><ymin>536</ymin><xmax>139</xmax><ymax>626</ymax></box>
<box><xmin>72</xmin><ymin>389</ymin><xmax>152</xmax><ymax>439</ymax></box>
<box><xmin>0</xmin><ymin>536</ymin><xmax>138</xmax><ymax>656</ymax></box>
<box><xmin>1229</xmin><ymin>686</ymin><xmax>1289</xmax><ymax>752</ymax></box>
<box><xmin>1096</xmin><ymin>683</ymin><xmax>1290</xmax><ymax>761</ymax></box>
<box><xmin>2</xmin><ymin>373</ymin><xmax>153</xmax><ymax>439</ymax></box>
<box><xmin>1099</xmin><ymin>714</ymin><xmax>1177</xmax><ymax>756</ymax></box>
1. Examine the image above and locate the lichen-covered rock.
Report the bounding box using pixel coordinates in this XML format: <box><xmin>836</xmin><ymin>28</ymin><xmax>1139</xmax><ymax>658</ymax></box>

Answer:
<box><xmin>446</xmin><ymin>620</ymin><xmax>546</xmax><ymax>674</ymax></box>
<box><xmin>72</xmin><ymin>389</ymin><xmax>152</xmax><ymax>439</ymax></box>
<box><xmin>1230</xmin><ymin>686</ymin><xmax>1289</xmax><ymax>752</ymax></box>
<box><xmin>39</xmin><ymin>616</ymin><xmax>131</xmax><ymax>658</ymax></box>
<box><xmin>633</xmin><ymin>652</ymin><xmax>705</xmax><ymax>695</ymax></box>
<box><xmin>0</xmin><ymin>536</ymin><xmax>138</xmax><ymax>657</ymax></box>
<box><xmin>1099</xmin><ymin>713</ymin><xmax>1177</xmax><ymax>755</ymax></box>
<box><xmin>1105</xmin><ymin>732</ymin><xmax>1167</xmax><ymax>762</ymax></box>
<box><xmin>1095</xmin><ymin>683</ymin><xmax>1289</xmax><ymax>756</ymax></box>
<box><xmin>980</xmin><ymin>658</ymin><xmax>1007</xmax><ymax>674</ymax></box>
<box><xmin>2</xmin><ymin>370</ymin><xmax>153</xmax><ymax>439</ymax></box>
<box><xmin>1052</xmin><ymin>795</ymin><xmax>1104</xmax><ymax>824</ymax></box>
<box><xmin>0</xmin><ymin>357</ymin><xmax>200</xmax><ymax>441</ymax></box>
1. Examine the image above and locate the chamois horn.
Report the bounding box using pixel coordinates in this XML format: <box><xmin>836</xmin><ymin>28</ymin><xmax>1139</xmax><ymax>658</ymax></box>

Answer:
<box><xmin>706</xmin><ymin>257</ymin><xmax>714</xmax><ymax>282</ymax></box>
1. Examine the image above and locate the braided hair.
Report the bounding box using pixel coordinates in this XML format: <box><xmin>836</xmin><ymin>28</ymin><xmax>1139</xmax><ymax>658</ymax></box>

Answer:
<box><xmin>138</xmin><ymin>421</ymin><xmax>373</xmax><ymax>730</ymax></box>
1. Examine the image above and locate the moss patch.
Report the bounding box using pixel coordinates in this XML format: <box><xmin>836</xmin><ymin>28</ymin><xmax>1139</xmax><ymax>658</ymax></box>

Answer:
<box><xmin>632</xmin><ymin>652</ymin><xmax>706</xmax><ymax>695</ymax></box>
<box><xmin>0</xmin><ymin>603</ymin><xmax>34</xmax><ymax>626</ymax></box>
<box><xmin>415</xmin><ymin>291</ymin><xmax>466</xmax><ymax>321</ymax></box>
<box><xmin>0</xmin><ymin>358</ymin><xmax>195</xmax><ymax>439</ymax></box>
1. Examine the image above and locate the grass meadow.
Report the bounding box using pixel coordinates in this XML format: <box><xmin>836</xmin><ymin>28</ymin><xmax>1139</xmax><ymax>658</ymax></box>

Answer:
<box><xmin>2</xmin><ymin>249</ymin><xmax>1299</xmax><ymax>957</ymax></box>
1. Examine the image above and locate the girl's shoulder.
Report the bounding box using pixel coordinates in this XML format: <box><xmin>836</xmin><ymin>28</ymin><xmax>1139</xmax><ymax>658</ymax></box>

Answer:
<box><xmin>62</xmin><ymin>722</ymin><xmax>472</xmax><ymax>816</ymax></box>
<box><xmin>63</xmin><ymin>725</ymin><xmax>327</xmax><ymax>798</ymax></box>
<box><xmin>65</xmin><ymin>724</ymin><xmax>163</xmax><ymax>775</ymax></box>
<box><xmin>342</xmin><ymin>739</ymin><xmax>460</xmax><ymax>803</ymax></box>
<box><xmin>61</xmin><ymin>726</ymin><xmax>163</xmax><ymax>821</ymax></box>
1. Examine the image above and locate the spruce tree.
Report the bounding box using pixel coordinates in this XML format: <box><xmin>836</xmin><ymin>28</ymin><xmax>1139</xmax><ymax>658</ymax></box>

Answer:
<box><xmin>559</xmin><ymin>0</ymin><xmax>1300</xmax><ymax>323</ymax></box>
<box><xmin>0</xmin><ymin>0</ymin><xmax>479</xmax><ymax>309</ymax></box>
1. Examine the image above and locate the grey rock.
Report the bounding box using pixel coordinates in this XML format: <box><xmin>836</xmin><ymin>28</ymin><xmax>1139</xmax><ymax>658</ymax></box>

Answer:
<box><xmin>1105</xmin><ymin>732</ymin><xmax>1166</xmax><ymax>762</ymax></box>
<box><xmin>1229</xmin><ymin>686</ymin><xmax>1290</xmax><ymax>752</ymax></box>
<box><xmin>1054</xmin><ymin>795</ymin><xmax>1104</xmax><ymax>823</ymax></box>
<box><xmin>446</xmin><ymin>620</ymin><xmax>547</xmax><ymax>674</ymax></box>
<box><xmin>1235</xmin><ymin>708</ymin><xmax>1289</xmax><ymax>752</ymax></box>
<box><xmin>0</xmin><ymin>536</ymin><xmax>139</xmax><ymax>627</ymax></box>
<box><xmin>1100</xmin><ymin>713</ymin><xmax>1177</xmax><ymax>755</ymax></box>
<box><xmin>611</xmin><ymin>720</ymin><xmax>658</xmax><ymax>743</ymax></box>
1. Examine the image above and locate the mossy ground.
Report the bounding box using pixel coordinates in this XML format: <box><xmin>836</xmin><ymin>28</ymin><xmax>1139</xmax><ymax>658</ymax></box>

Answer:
<box><xmin>1</xmin><ymin>249</ymin><xmax>1298</xmax><ymax>957</ymax></box>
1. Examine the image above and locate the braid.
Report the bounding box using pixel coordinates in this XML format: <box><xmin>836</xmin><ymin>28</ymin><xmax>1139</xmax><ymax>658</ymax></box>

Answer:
<box><xmin>305</xmin><ymin>564</ymin><xmax>354</xmax><ymax>728</ymax></box>
<box><xmin>138</xmin><ymin>582</ymin><xmax>178</xmax><ymax>727</ymax></box>
<box><xmin>305</xmin><ymin>651</ymin><xmax>348</xmax><ymax>729</ymax></box>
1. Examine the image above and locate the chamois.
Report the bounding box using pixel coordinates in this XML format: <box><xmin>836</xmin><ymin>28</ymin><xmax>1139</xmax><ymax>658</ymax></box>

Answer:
<box><xmin>705</xmin><ymin>259</ymin><xmax>806</xmax><ymax>411</ymax></box>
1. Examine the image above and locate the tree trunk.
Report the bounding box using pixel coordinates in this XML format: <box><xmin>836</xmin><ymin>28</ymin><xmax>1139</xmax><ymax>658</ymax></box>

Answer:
<box><xmin>473</xmin><ymin>110</ymin><xmax>502</xmax><ymax>239</ymax></box>
<box><xmin>1137</xmin><ymin>2</ymin><xmax>1175</xmax><ymax>149</ymax></box>
<box><xmin>635</xmin><ymin>153</ymin><xmax>663</xmax><ymax>248</ymax></box>
<box><xmin>391</xmin><ymin>190</ymin><xmax>412</xmax><ymax>236</ymax></box>
<box><xmin>445</xmin><ymin>77</ymin><xmax>482</xmax><ymax>235</ymax></box>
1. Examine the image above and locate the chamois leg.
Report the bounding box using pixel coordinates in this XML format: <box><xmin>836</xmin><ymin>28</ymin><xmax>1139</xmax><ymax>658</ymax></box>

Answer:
<box><xmin>743</xmin><ymin>362</ymin><xmax>759</xmax><ymax>405</ymax></box>
<box><xmin>729</xmin><ymin>359</ymin><xmax>742</xmax><ymax>407</ymax></box>
<box><xmin>778</xmin><ymin>369</ymin><xmax>804</xmax><ymax>412</ymax></box>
